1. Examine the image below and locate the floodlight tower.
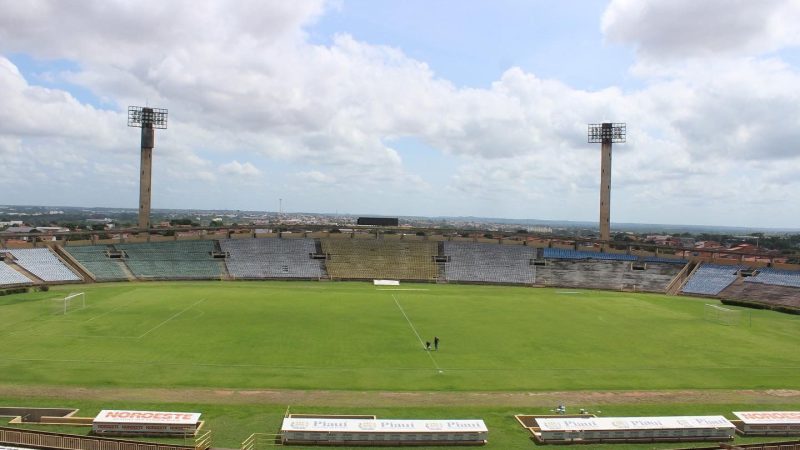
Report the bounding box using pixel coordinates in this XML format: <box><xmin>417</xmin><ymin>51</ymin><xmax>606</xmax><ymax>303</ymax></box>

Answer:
<box><xmin>588</xmin><ymin>122</ymin><xmax>626</xmax><ymax>242</ymax></box>
<box><xmin>128</xmin><ymin>106</ymin><xmax>168</xmax><ymax>230</ymax></box>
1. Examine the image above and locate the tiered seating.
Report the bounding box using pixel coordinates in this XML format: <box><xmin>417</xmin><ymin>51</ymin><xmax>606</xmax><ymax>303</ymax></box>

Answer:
<box><xmin>543</xmin><ymin>248</ymin><xmax>637</xmax><ymax>261</ymax></box>
<box><xmin>443</xmin><ymin>242</ymin><xmax>534</xmax><ymax>284</ymax></box>
<box><xmin>117</xmin><ymin>241</ymin><xmax>223</xmax><ymax>280</ymax></box>
<box><xmin>321</xmin><ymin>239</ymin><xmax>438</xmax><ymax>280</ymax></box>
<box><xmin>745</xmin><ymin>267</ymin><xmax>800</xmax><ymax>288</ymax></box>
<box><xmin>682</xmin><ymin>263</ymin><xmax>745</xmax><ymax>295</ymax></box>
<box><xmin>535</xmin><ymin>260</ymin><xmax>683</xmax><ymax>292</ymax></box>
<box><xmin>220</xmin><ymin>238</ymin><xmax>323</xmax><ymax>279</ymax></box>
<box><xmin>0</xmin><ymin>261</ymin><xmax>33</xmax><ymax>286</ymax></box>
<box><xmin>64</xmin><ymin>245</ymin><xmax>129</xmax><ymax>281</ymax></box>
<box><xmin>2</xmin><ymin>248</ymin><xmax>80</xmax><ymax>282</ymax></box>
<box><xmin>643</xmin><ymin>256</ymin><xmax>687</xmax><ymax>264</ymax></box>
<box><xmin>721</xmin><ymin>281</ymin><xmax>800</xmax><ymax>311</ymax></box>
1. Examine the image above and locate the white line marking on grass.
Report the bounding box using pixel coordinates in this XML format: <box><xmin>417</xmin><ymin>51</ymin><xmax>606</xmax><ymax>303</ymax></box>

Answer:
<box><xmin>137</xmin><ymin>298</ymin><xmax>206</xmax><ymax>339</ymax></box>
<box><xmin>84</xmin><ymin>299</ymin><xmax>137</xmax><ymax>323</ymax></box>
<box><xmin>376</xmin><ymin>289</ymin><xmax>431</xmax><ymax>291</ymax></box>
<box><xmin>57</xmin><ymin>334</ymin><xmax>139</xmax><ymax>340</ymax></box>
<box><xmin>391</xmin><ymin>294</ymin><xmax>442</xmax><ymax>373</ymax></box>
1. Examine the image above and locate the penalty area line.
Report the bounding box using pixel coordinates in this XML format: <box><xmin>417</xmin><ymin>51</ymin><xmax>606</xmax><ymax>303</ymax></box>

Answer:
<box><xmin>137</xmin><ymin>298</ymin><xmax>206</xmax><ymax>339</ymax></box>
<box><xmin>391</xmin><ymin>294</ymin><xmax>442</xmax><ymax>374</ymax></box>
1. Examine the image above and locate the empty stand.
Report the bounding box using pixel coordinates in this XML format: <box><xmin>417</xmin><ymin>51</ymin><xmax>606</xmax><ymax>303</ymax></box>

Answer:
<box><xmin>220</xmin><ymin>238</ymin><xmax>323</xmax><ymax>279</ymax></box>
<box><xmin>0</xmin><ymin>261</ymin><xmax>33</xmax><ymax>286</ymax></box>
<box><xmin>745</xmin><ymin>267</ymin><xmax>800</xmax><ymax>288</ymax></box>
<box><xmin>642</xmin><ymin>256</ymin><xmax>688</xmax><ymax>264</ymax></box>
<box><xmin>321</xmin><ymin>239</ymin><xmax>438</xmax><ymax>281</ymax></box>
<box><xmin>116</xmin><ymin>241</ymin><xmax>224</xmax><ymax>280</ymax></box>
<box><xmin>543</xmin><ymin>248</ymin><xmax>637</xmax><ymax>261</ymax></box>
<box><xmin>535</xmin><ymin>260</ymin><xmax>683</xmax><ymax>292</ymax></box>
<box><xmin>443</xmin><ymin>241</ymin><xmax>535</xmax><ymax>284</ymax></box>
<box><xmin>64</xmin><ymin>245</ymin><xmax>130</xmax><ymax>281</ymax></box>
<box><xmin>681</xmin><ymin>263</ymin><xmax>746</xmax><ymax>296</ymax></box>
<box><xmin>1</xmin><ymin>249</ymin><xmax>80</xmax><ymax>282</ymax></box>
<box><xmin>721</xmin><ymin>281</ymin><xmax>800</xmax><ymax>311</ymax></box>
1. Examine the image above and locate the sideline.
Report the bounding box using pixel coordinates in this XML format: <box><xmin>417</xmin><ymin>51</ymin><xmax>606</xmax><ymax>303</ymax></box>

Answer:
<box><xmin>391</xmin><ymin>294</ymin><xmax>442</xmax><ymax>373</ymax></box>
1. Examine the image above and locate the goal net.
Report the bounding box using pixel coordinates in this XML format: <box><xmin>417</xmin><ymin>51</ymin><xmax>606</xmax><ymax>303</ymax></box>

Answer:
<box><xmin>704</xmin><ymin>303</ymin><xmax>742</xmax><ymax>326</ymax></box>
<box><xmin>53</xmin><ymin>292</ymin><xmax>86</xmax><ymax>315</ymax></box>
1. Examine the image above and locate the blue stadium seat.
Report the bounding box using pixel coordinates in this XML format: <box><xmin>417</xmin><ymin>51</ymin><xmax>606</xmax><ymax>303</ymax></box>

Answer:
<box><xmin>543</xmin><ymin>248</ymin><xmax>637</xmax><ymax>261</ymax></box>
<box><xmin>744</xmin><ymin>267</ymin><xmax>800</xmax><ymax>288</ymax></box>
<box><xmin>221</xmin><ymin>238</ymin><xmax>323</xmax><ymax>279</ymax></box>
<box><xmin>682</xmin><ymin>263</ymin><xmax>745</xmax><ymax>295</ymax></box>
<box><xmin>443</xmin><ymin>242</ymin><xmax>534</xmax><ymax>284</ymax></box>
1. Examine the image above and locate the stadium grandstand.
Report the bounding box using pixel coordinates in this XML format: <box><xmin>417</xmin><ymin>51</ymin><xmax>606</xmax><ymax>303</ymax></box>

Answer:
<box><xmin>63</xmin><ymin>245</ymin><xmax>130</xmax><ymax>281</ymax></box>
<box><xmin>321</xmin><ymin>238</ymin><xmax>438</xmax><ymax>281</ymax></box>
<box><xmin>0</xmin><ymin>248</ymin><xmax>80</xmax><ymax>283</ymax></box>
<box><xmin>221</xmin><ymin>237</ymin><xmax>323</xmax><ymax>279</ymax></box>
<box><xmin>1</xmin><ymin>232</ymin><xmax>797</xmax><ymax>315</ymax></box>
<box><xmin>115</xmin><ymin>241</ymin><xmax>224</xmax><ymax>280</ymax></box>
<box><xmin>443</xmin><ymin>241</ymin><xmax>535</xmax><ymax>284</ymax></box>
<box><xmin>0</xmin><ymin>260</ymin><xmax>33</xmax><ymax>286</ymax></box>
<box><xmin>681</xmin><ymin>263</ymin><xmax>748</xmax><ymax>296</ymax></box>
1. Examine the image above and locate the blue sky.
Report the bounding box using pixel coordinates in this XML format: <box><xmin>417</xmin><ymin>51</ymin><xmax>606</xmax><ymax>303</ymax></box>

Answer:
<box><xmin>310</xmin><ymin>0</ymin><xmax>638</xmax><ymax>90</ymax></box>
<box><xmin>1</xmin><ymin>0</ymin><xmax>799</xmax><ymax>227</ymax></box>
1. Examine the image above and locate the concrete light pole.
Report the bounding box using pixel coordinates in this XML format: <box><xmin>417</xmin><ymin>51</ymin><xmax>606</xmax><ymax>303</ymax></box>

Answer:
<box><xmin>128</xmin><ymin>106</ymin><xmax>168</xmax><ymax>230</ymax></box>
<box><xmin>588</xmin><ymin>122</ymin><xmax>626</xmax><ymax>242</ymax></box>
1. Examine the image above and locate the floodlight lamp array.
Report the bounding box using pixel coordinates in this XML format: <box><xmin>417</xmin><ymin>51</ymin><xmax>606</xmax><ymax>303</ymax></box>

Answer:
<box><xmin>128</xmin><ymin>106</ymin><xmax>168</xmax><ymax>129</ymax></box>
<box><xmin>588</xmin><ymin>123</ymin><xmax>626</xmax><ymax>143</ymax></box>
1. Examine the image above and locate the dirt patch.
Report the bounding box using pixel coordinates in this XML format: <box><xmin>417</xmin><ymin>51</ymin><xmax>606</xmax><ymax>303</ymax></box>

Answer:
<box><xmin>0</xmin><ymin>385</ymin><xmax>798</xmax><ymax>408</ymax></box>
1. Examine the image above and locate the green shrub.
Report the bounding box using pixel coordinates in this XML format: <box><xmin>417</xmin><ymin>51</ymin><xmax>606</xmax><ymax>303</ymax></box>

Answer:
<box><xmin>0</xmin><ymin>287</ymin><xmax>29</xmax><ymax>296</ymax></box>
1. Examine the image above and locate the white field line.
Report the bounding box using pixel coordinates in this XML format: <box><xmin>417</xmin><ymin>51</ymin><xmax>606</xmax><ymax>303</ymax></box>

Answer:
<box><xmin>0</xmin><ymin>296</ymin><xmax>77</xmax><ymax>334</ymax></box>
<box><xmin>2</xmin><ymin>357</ymin><xmax>799</xmax><ymax>372</ymax></box>
<box><xmin>56</xmin><ymin>334</ymin><xmax>139</xmax><ymax>340</ymax></box>
<box><xmin>391</xmin><ymin>294</ymin><xmax>442</xmax><ymax>372</ymax></box>
<box><xmin>84</xmin><ymin>299</ymin><xmax>137</xmax><ymax>323</ymax></box>
<box><xmin>6</xmin><ymin>298</ymin><xmax>206</xmax><ymax>340</ymax></box>
<box><xmin>6</xmin><ymin>319</ymin><xmax>62</xmax><ymax>336</ymax></box>
<box><xmin>137</xmin><ymin>298</ymin><xmax>206</xmax><ymax>339</ymax></box>
<box><xmin>376</xmin><ymin>289</ymin><xmax>431</xmax><ymax>291</ymax></box>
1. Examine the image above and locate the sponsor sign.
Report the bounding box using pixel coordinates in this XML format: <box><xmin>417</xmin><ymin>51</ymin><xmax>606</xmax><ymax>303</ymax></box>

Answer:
<box><xmin>374</xmin><ymin>280</ymin><xmax>400</xmax><ymax>286</ymax></box>
<box><xmin>94</xmin><ymin>410</ymin><xmax>201</xmax><ymax>425</ymax></box>
<box><xmin>92</xmin><ymin>410</ymin><xmax>201</xmax><ymax>436</ymax></box>
<box><xmin>733</xmin><ymin>412</ymin><xmax>800</xmax><ymax>425</ymax></box>
<box><xmin>537</xmin><ymin>416</ymin><xmax>734</xmax><ymax>432</ymax></box>
<box><xmin>281</xmin><ymin>418</ymin><xmax>487</xmax><ymax>434</ymax></box>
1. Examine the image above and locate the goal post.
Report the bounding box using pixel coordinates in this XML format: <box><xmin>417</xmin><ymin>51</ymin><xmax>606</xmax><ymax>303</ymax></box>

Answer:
<box><xmin>704</xmin><ymin>303</ymin><xmax>743</xmax><ymax>326</ymax></box>
<box><xmin>54</xmin><ymin>292</ymin><xmax>86</xmax><ymax>315</ymax></box>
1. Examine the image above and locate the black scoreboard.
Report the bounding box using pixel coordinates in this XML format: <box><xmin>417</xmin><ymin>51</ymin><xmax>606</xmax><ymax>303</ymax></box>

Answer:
<box><xmin>357</xmin><ymin>217</ymin><xmax>399</xmax><ymax>226</ymax></box>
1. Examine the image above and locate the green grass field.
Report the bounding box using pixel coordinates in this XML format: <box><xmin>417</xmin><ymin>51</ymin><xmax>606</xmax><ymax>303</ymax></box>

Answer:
<box><xmin>1</xmin><ymin>281</ymin><xmax>799</xmax><ymax>391</ymax></box>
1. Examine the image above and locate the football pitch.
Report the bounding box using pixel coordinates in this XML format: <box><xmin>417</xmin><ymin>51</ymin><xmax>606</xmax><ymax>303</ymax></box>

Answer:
<box><xmin>1</xmin><ymin>281</ymin><xmax>799</xmax><ymax>392</ymax></box>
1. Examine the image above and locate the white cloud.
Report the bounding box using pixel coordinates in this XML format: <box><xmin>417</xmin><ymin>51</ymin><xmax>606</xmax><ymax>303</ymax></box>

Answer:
<box><xmin>296</xmin><ymin>170</ymin><xmax>336</xmax><ymax>185</ymax></box>
<box><xmin>602</xmin><ymin>0</ymin><xmax>800</xmax><ymax>59</ymax></box>
<box><xmin>0</xmin><ymin>1</ymin><xmax>799</xmax><ymax>226</ymax></box>
<box><xmin>219</xmin><ymin>160</ymin><xmax>261</xmax><ymax>177</ymax></box>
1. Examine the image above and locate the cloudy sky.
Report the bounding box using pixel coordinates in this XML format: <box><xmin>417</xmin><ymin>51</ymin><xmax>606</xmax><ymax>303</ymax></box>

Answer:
<box><xmin>1</xmin><ymin>0</ymin><xmax>799</xmax><ymax>228</ymax></box>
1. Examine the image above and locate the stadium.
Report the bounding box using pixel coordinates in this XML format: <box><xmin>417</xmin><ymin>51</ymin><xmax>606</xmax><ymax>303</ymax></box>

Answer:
<box><xmin>1</xmin><ymin>228</ymin><xmax>800</xmax><ymax>449</ymax></box>
<box><xmin>2</xmin><ymin>1</ymin><xmax>800</xmax><ymax>450</ymax></box>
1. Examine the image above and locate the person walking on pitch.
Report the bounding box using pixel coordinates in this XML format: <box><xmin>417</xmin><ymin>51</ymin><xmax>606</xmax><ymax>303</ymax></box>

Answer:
<box><xmin>425</xmin><ymin>341</ymin><xmax>431</xmax><ymax>351</ymax></box>
<box><xmin>434</xmin><ymin>336</ymin><xmax>440</xmax><ymax>351</ymax></box>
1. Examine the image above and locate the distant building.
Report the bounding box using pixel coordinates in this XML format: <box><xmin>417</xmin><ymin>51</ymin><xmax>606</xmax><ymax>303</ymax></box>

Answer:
<box><xmin>0</xmin><ymin>221</ymin><xmax>24</xmax><ymax>227</ymax></box>
<box><xmin>1</xmin><ymin>226</ymin><xmax>70</xmax><ymax>241</ymax></box>
<box><xmin>3</xmin><ymin>226</ymin><xmax>35</xmax><ymax>234</ymax></box>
